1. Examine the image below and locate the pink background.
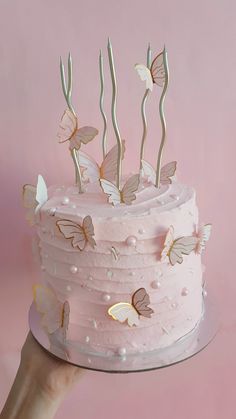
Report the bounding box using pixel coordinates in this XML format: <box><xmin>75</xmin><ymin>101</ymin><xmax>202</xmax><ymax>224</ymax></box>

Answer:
<box><xmin>0</xmin><ymin>0</ymin><xmax>235</xmax><ymax>417</ymax></box>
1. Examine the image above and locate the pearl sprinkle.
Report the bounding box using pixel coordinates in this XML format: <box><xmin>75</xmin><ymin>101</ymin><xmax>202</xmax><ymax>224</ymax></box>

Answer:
<box><xmin>151</xmin><ymin>280</ymin><xmax>161</xmax><ymax>289</ymax></box>
<box><xmin>181</xmin><ymin>287</ymin><xmax>189</xmax><ymax>296</ymax></box>
<box><xmin>102</xmin><ymin>294</ymin><xmax>111</xmax><ymax>302</ymax></box>
<box><xmin>118</xmin><ymin>347</ymin><xmax>126</xmax><ymax>356</ymax></box>
<box><xmin>70</xmin><ymin>265</ymin><xmax>78</xmax><ymax>274</ymax></box>
<box><xmin>62</xmin><ymin>197</ymin><xmax>70</xmax><ymax>205</ymax></box>
<box><xmin>126</xmin><ymin>236</ymin><xmax>137</xmax><ymax>247</ymax></box>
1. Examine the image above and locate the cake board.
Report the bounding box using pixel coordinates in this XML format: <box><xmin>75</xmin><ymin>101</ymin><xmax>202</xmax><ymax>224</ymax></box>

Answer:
<box><xmin>28</xmin><ymin>297</ymin><xmax>218</xmax><ymax>374</ymax></box>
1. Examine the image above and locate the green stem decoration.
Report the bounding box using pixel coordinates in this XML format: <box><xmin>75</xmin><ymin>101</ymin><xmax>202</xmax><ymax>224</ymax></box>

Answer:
<box><xmin>155</xmin><ymin>47</ymin><xmax>169</xmax><ymax>188</ymax></box>
<box><xmin>139</xmin><ymin>43</ymin><xmax>152</xmax><ymax>170</ymax></box>
<box><xmin>99</xmin><ymin>50</ymin><xmax>108</xmax><ymax>159</ymax></box>
<box><xmin>107</xmin><ymin>38</ymin><xmax>122</xmax><ymax>190</ymax></box>
<box><xmin>60</xmin><ymin>53</ymin><xmax>83</xmax><ymax>193</ymax></box>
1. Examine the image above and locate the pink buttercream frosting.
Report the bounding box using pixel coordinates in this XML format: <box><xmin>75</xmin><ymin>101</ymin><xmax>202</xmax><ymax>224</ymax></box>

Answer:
<box><xmin>37</xmin><ymin>180</ymin><xmax>203</xmax><ymax>355</ymax></box>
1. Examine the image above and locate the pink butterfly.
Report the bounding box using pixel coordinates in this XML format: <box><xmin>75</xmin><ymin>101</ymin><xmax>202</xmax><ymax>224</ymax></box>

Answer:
<box><xmin>161</xmin><ymin>226</ymin><xmax>198</xmax><ymax>266</ymax></box>
<box><xmin>108</xmin><ymin>288</ymin><xmax>154</xmax><ymax>327</ymax></box>
<box><xmin>100</xmin><ymin>174</ymin><xmax>140</xmax><ymax>206</ymax></box>
<box><xmin>33</xmin><ymin>284</ymin><xmax>70</xmax><ymax>341</ymax></box>
<box><xmin>56</xmin><ymin>215</ymin><xmax>96</xmax><ymax>251</ymax></box>
<box><xmin>78</xmin><ymin>140</ymin><xmax>126</xmax><ymax>184</ymax></box>
<box><xmin>141</xmin><ymin>159</ymin><xmax>177</xmax><ymax>185</ymax></box>
<box><xmin>135</xmin><ymin>50</ymin><xmax>166</xmax><ymax>91</ymax></box>
<box><xmin>57</xmin><ymin>108</ymin><xmax>98</xmax><ymax>151</ymax></box>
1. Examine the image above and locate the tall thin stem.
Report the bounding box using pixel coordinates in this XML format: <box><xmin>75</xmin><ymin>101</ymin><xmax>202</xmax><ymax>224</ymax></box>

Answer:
<box><xmin>107</xmin><ymin>38</ymin><xmax>122</xmax><ymax>190</ymax></box>
<box><xmin>99</xmin><ymin>50</ymin><xmax>108</xmax><ymax>159</ymax></box>
<box><xmin>139</xmin><ymin>43</ymin><xmax>152</xmax><ymax>170</ymax></box>
<box><xmin>155</xmin><ymin>47</ymin><xmax>169</xmax><ymax>188</ymax></box>
<box><xmin>60</xmin><ymin>54</ymin><xmax>83</xmax><ymax>193</ymax></box>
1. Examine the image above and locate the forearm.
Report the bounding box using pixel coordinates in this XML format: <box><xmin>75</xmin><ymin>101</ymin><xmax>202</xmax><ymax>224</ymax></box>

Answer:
<box><xmin>0</xmin><ymin>362</ymin><xmax>62</xmax><ymax>419</ymax></box>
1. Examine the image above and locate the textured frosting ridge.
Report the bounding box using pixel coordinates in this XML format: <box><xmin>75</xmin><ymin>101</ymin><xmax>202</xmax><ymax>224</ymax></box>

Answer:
<box><xmin>37</xmin><ymin>180</ymin><xmax>204</xmax><ymax>355</ymax></box>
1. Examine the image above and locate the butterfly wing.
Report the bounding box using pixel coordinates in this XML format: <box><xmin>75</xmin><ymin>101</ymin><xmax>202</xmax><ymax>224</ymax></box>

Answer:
<box><xmin>57</xmin><ymin>109</ymin><xmax>77</xmax><ymax>143</ymax></box>
<box><xmin>121</xmin><ymin>174</ymin><xmax>140</xmax><ymax>205</ymax></box>
<box><xmin>36</xmin><ymin>174</ymin><xmax>48</xmax><ymax>210</ymax></box>
<box><xmin>100</xmin><ymin>140</ymin><xmax>126</xmax><ymax>182</ymax></box>
<box><xmin>135</xmin><ymin>64</ymin><xmax>153</xmax><ymax>91</ymax></box>
<box><xmin>169</xmin><ymin>236</ymin><xmax>198</xmax><ymax>265</ymax></box>
<box><xmin>70</xmin><ymin>126</ymin><xmax>98</xmax><ymax>150</ymax></box>
<box><xmin>82</xmin><ymin>215</ymin><xmax>96</xmax><ymax>249</ymax></box>
<box><xmin>150</xmin><ymin>52</ymin><xmax>166</xmax><ymax>87</ymax></box>
<box><xmin>141</xmin><ymin>160</ymin><xmax>156</xmax><ymax>184</ymax></box>
<box><xmin>160</xmin><ymin>161</ymin><xmax>177</xmax><ymax>185</ymax></box>
<box><xmin>132</xmin><ymin>288</ymin><xmax>154</xmax><ymax>318</ymax></box>
<box><xmin>78</xmin><ymin>151</ymin><xmax>100</xmax><ymax>183</ymax></box>
<box><xmin>161</xmin><ymin>226</ymin><xmax>175</xmax><ymax>261</ymax></box>
<box><xmin>100</xmin><ymin>179</ymin><xmax>121</xmax><ymax>206</ymax></box>
<box><xmin>108</xmin><ymin>303</ymin><xmax>140</xmax><ymax>327</ymax></box>
<box><xmin>196</xmin><ymin>224</ymin><xmax>212</xmax><ymax>254</ymax></box>
<box><xmin>56</xmin><ymin>219</ymin><xmax>87</xmax><ymax>251</ymax></box>
<box><xmin>33</xmin><ymin>285</ymin><xmax>63</xmax><ymax>334</ymax></box>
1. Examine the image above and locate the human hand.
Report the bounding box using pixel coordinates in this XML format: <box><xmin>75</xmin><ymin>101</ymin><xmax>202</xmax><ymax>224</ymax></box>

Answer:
<box><xmin>1</xmin><ymin>332</ymin><xmax>82</xmax><ymax>419</ymax></box>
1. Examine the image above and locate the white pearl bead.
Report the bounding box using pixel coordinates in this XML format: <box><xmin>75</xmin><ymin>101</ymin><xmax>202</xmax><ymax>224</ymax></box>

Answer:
<box><xmin>151</xmin><ymin>280</ymin><xmax>161</xmax><ymax>289</ymax></box>
<box><xmin>182</xmin><ymin>287</ymin><xmax>189</xmax><ymax>296</ymax></box>
<box><xmin>107</xmin><ymin>270</ymin><xmax>113</xmax><ymax>278</ymax></box>
<box><xmin>129</xmin><ymin>271</ymin><xmax>135</xmax><ymax>276</ymax></box>
<box><xmin>203</xmin><ymin>289</ymin><xmax>208</xmax><ymax>297</ymax></box>
<box><xmin>85</xmin><ymin>336</ymin><xmax>90</xmax><ymax>343</ymax></box>
<box><xmin>102</xmin><ymin>294</ymin><xmax>111</xmax><ymax>302</ymax></box>
<box><xmin>171</xmin><ymin>302</ymin><xmax>178</xmax><ymax>309</ymax></box>
<box><xmin>62</xmin><ymin>197</ymin><xmax>70</xmax><ymax>205</ymax></box>
<box><xmin>126</xmin><ymin>236</ymin><xmax>137</xmax><ymax>247</ymax></box>
<box><xmin>88</xmin><ymin>275</ymin><xmax>93</xmax><ymax>281</ymax></box>
<box><xmin>70</xmin><ymin>265</ymin><xmax>78</xmax><ymax>274</ymax></box>
<box><xmin>138</xmin><ymin>228</ymin><xmax>145</xmax><ymax>235</ymax></box>
<box><xmin>118</xmin><ymin>347</ymin><xmax>126</xmax><ymax>356</ymax></box>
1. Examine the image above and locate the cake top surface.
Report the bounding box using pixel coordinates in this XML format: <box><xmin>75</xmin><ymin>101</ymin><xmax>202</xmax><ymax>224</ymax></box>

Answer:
<box><xmin>43</xmin><ymin>181</ymin><xmax>195</xmax><ymax>220</ymax></box>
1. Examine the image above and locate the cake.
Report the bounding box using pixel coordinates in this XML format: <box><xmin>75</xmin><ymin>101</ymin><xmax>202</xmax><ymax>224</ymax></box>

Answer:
<box><xmin>23</xmin><ymin>39</ymin><xmax>211</xmax><ymax>358</ymax></box>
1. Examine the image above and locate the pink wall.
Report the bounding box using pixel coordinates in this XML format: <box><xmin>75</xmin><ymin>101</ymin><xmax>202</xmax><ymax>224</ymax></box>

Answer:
<box><xmin>0</xmin><ymin>0</ymin><xmax>235</xmax><ymax>418</ymax></box>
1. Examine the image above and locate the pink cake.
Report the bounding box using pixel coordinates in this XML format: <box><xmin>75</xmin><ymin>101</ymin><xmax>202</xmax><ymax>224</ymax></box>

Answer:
<box><xmin>23</xmin><ymin>40</ymin><xmax>211</xmax><ymax>357</ymax></box>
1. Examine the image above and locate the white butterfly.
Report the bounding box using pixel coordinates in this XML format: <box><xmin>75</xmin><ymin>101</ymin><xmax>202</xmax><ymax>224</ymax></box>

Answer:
<box><xmin>196</xmin><ymin>224</ymin><xmax>212</xmax><ymax>254</ymax></box>
<box><xmin>161</xmin><ymin>226</ymin><xmax>198</xmax><ymax>266</ymax></box>
<box><xmin>33</xmin><ymin>284</ymin><xmax>70</xmax><ymax>341</ymax></box>
<box><xmin>78</xmin><ymin>141</ymin><xmax>125</xmax><ymax>184</ymax></box>
<box><xmin>100</xmin><ymin>174</ymin><xmax>140</xmax><ymax>206</ymax></box>
<box><xmin>22</xmin><ymin>175</ymin><xmax>48</xmax><ymax>225</ymax></box>
<box><xmin>141</xmin><ymin>159</ymin><xmax>177</xmax><ymax>185</ymax></box>
<box><xmin>135</xmin><ymin>50</ymin><xmax>166</xmax><ymax>91</ymax></box>
<box><xmin>108</xmin><ymin>288</ymin><xmax>154</xmax><ymax>327</ymax></box>
<box><xmin>57</xmin><ymin>108</ymin><xmax>98</xmax><ymax>151</ymax></box>
<box><xmin>56</xmin><ymin>215</ymin><xmax>96</xmax><ymax>251</ymax></box>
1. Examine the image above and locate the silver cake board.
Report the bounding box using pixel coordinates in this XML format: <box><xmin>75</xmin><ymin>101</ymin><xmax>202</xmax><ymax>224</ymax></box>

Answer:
<box><xmin>28</xmin><ymin>299</ymin><xmax>218</xmax><ymax>374</ymax></box>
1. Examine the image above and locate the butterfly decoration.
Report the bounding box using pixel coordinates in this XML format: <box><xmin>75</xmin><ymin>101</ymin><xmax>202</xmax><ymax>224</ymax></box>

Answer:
<box><xmin>196</xmin><ymin>224</ymin><xmax>212</xmax><ymax>254</ymax></box>
<box><xmin>33</xmin><ymin>284</ymin><xmax>70</xmax><ymax>341</ymax></box>
<box><xmin>108</xmin><ymin>288</ymin><xmax>154</xmax><ymax>327</ymax></box>
<box><xmin>56</xmin><ymin>215</ymin><xmax>96</xmax><ymax>251</ymax></box>
<box><xmin>161</xmin><ymin>226</ymin><xmax>198</xmax><ymax>266</ymax></box>
<box><xmin>22</xmin><ymin>174</ymin><xmax>48</xmax><ymax>225</ymax></box>
<box><xmin>141</xmin><ymin>159</ymin><xmax>177</xmax><ymax>185</ymax></box>
<box><xmin>100</xmin><ymin>174</ymin><xmax>140</xmax><ymax>206</ymax></box>
<box><xmin>78</xmin><ymin>141</ymin><xmax>126</xmax><ymax>184</ymax></box>
<box><xmin>57</xmin><ymin>108</ymin><xmax>99</xmax><ymax>151</ymax></box>
<box><xmin>135</xmin><ymin>50</ymin><xmax>166</xmax><ymax>91</ymax></box>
